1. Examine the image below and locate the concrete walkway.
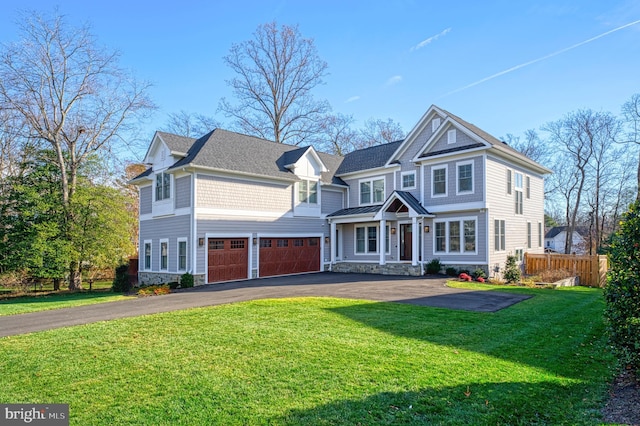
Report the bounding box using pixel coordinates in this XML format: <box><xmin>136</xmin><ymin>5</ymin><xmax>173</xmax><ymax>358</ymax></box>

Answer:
<box><xmin>0</xmin><ymin>272</ymin><xmax>530</xmax><ymax>338</ymax></box>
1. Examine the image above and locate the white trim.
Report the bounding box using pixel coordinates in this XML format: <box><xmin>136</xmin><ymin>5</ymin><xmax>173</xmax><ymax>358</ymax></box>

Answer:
<box><xmin>432</xmin><ymin>216</ymin><xmax>478</xmax><ymax>255</ymax></box>
<box><xmin>427</xmin><ymin>201</ymin><xmax>486</xmax><ymax>213</ymax></box>
<box><xmin>177</xmin><ymin>237</ymin><xmax>188</xmax><ymax>272</ymax></box>
<box><xmin>159</xmin><ymin>238</ymin><xmax>169</xmax><ymax>271</ymax></box>
<box><xmin>456</xmin><ymin>160</ymin><xmax>474</xmax><ymax>195</ymax></box>
<box><xmin>195</xmin><ymin>208</ymin><xmax>294</xmax><ymax>219</ymax></box>
<box><xmin>494</xmin><ymin>218</ymin><xmax>506</xmax><ymax>252</ymax></box>
<box><xmin>401</xmin><ymin>171</ymin><xmax>416</xmax><ymax>190</ymax></box>
<box><xmin>431</xmin><ymin>164</ymin><xmax>448</xmax><ymax>198</ymax></box>
<box><xmin>354</xmin><ymin>223</ymin><xmax>380</xmax><ymax>255</ymax></box>
<box><xmin>358</xmin><ymin>177</ymin><xmax>386</xmax><ymax>206</ymax></box>
<box><xmin>142</xmin><ymin>240</ymin><xmax>152</xmax><ymax>271</ymax></box>
<box><xmin>432</xmin><ymin>117</ymin><xmax>441</xmax><ymax>132</ymax></box>
<box><xmin>336</xmin><ymin>164</ymin><xmax>400</xmax><ymax>180</ymax></box>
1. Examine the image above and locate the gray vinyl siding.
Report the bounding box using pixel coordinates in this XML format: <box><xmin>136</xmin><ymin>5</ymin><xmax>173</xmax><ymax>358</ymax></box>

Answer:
<box><xmin>339</xmin><ymin>222</ymin><xmax>398</xmax><ymax>262</ymax></box>
<box><xmin>424</xmin><ymin>156</ymin><xmax>484</xmax><ymax>205</ymax></box>
<box><xmin>197</xmin><ymin>174</ymin><xmax>292</xmax><ymax>212</ymax></box>
<box><xmin>195</xmin><ymin>216</ymin><xmax>328</xmax><ymax>274</ymax></box>
<box><xmin>174</xmin><ymin>176</ymin><xmax>191</xmax><ymax>209</ymax></box>
<box><xmin>344</xmin><ymin>171</ymin><xmax>395</xmax><ymax>207</ymax></box>
<box><xmin>427</xmin><ymin>124</ymin><xmax>482</xmax><ymax>154</ymax></box>
<box><xmin>485</xmin><ymin>155</ymin><xmax>545</xmax><ymax>272</ymax></box>
<box><xmin>321</xmin><ymin>189</ymin><xmax>345</xmax><ymax>214</ymax></box>
<box><xmin>139</xmin><ymin>215</ymin><xmax>191</xmax><ymax>272</ymax></box>
<box><xmin>140</xmin><ymin>186</ymin><xmax>152</xmax><ymax>215</ymax></box>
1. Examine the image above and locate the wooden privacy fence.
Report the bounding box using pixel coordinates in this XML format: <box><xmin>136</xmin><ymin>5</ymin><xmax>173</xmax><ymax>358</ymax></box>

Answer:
<box><xmin>524</xmin><ymin>253</ymin><xmax>608</xmax><ymax>287</ymax></box>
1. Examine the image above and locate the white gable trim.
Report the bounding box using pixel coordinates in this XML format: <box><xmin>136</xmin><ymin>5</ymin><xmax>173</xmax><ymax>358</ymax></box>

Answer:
<box><xmin>410</xmin><ymin>118</ymin><xmax>491</xmax><ymax>163</ymax></box>
<box><xmin>387</xmin><ymin>104</ymin><xmax>448</xmax><ymax>164</ymax></box>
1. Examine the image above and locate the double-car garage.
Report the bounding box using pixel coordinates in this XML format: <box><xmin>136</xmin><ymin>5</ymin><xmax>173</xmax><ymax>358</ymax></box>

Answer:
<box><xmin>207</xmin><ymin>237</ymin><xmax>321</xmax><ymax>283</ymax></box>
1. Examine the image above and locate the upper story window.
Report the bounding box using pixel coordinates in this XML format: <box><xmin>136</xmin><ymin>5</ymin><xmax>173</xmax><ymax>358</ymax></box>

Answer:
<box><xmin>432</xmin><ymin>165</ymin><xmax>447</xmax><ymax>197</ymax></box>
<box><xmin>360</xmin><ymin>178</ymin><xmax>385</xmax><ymax>205</ymax></box>
<box><xmin>155</xmin><ymin>172</ymin><xmax>171</xmax><ymax>201</ymax></box>
<box><xmin>515</xmin><ymin>172</ymin><xmax>524</xmax><ymax>215</ymax></box>
<box><xmin>457</xmin><ymin>161</ymin><xmax>473</xmax><ymax>194</ymax></box>
<box><xmin>401</xmin><ymin>172</ymin><xmax>416</xmax><ymax>189</ymax></box>
<box><xmin>298</xmin><ymin>180</ymin><xmax>318</xmax><ymax>204</ymax></box>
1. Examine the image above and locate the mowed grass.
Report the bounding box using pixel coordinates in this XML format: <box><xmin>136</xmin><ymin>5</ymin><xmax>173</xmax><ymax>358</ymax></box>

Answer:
<box><xmin>0</xmin><ymin>285</ymin><xmax>614</xmax><ymax>425</ymax></box>
<box><xmin>0</xmin><ymin>291</ymin><xmax>133</xmax><ymax>316</ymax></box>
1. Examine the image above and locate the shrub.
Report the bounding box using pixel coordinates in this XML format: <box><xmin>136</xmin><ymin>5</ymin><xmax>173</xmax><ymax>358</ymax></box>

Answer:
<box><xmin>112</xmin><ymin>263</ymin><xmax>132</xmax><ymax>293</ymax></box>
<box><xmin>503</xmin><ymin>255</ymin><xmax>521</xmax><ymax>285</ymax></box>
<box><xmin>476</xmin><ymin>277</ymin><xmax>485</xmax><ymax>283</ymax></box>
<box><xmin>180</xmin><ymin>272</ymin><xmax>195</xmax><ymax>288</ymax></box>
<box><xmin>137</xmin><ymin>284</ymin><xmax>170</xmax><ymax>296</ymax></box>
<box><xmin>459</xmin><ymin>273</ymin><xmax>472</xmax><ymax>282</ymax></box>
<box><xmin>168</xmin><ymin>281</ymin><xmax>180</xmax><ymax>290</ymax></box>
<box><xmin>425</xmin><ymin>259</ymin><xmax>442</xmax><ymax>275</ymax></box>
<box><xmin>445</xmin><ymin>267</ymin><xmax>458</xmax><ymax>277</ymax></box>
<box><xmin>605</xmin><ymin>199</ymin><xmax>640</xmax><ymax>374</ymax></box>
<box><xmin>472</xmin><ymin>268</ymin><xmax>487</xmax><ymax>280</ymax></box>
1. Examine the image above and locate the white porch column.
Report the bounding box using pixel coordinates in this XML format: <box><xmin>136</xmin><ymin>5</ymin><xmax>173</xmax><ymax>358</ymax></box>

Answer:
<box><xmin>330</xmin><ymin>221</ymin><xmax>337</xmax><ymax>265</ymax></box>
<box><xmin>411</xmin><ymin>216</ymin><xmax>418</xmax><ymax>266</ymax></box>
<box><xmin>379</xmin><ymin>219</ymin><xmax>386</xmax><ymax>265</ymax></box>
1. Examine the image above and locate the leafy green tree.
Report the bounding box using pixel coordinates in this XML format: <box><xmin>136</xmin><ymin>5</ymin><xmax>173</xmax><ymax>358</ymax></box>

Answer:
<box><xmin>604</xmin><ymin>199</ymin><xmax>640</xmax><ymax>373</ymax></box>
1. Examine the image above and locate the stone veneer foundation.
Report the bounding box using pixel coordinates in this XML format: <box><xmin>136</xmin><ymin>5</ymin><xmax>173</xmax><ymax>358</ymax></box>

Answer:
<box><xmin>330</xmin><ymin>262</ymin><xmax>422</xmax><ymax>276</ymax></box>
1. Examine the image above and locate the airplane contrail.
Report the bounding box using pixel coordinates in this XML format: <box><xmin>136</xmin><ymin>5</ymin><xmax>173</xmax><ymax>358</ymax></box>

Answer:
<box><xmin>439</xmin><ymin>19</ymin><xmax>640</xmax><ymax>98</ymax></box>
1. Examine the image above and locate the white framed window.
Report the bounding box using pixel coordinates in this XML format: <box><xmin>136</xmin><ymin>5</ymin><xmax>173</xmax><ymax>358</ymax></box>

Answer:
<box><xmin>401</xmin><ymin>172</ymin><xmax>416</xmax><ymax>189</ymax></box>
<box><xmin>355</xmin><ymin>225</ymin><xmax>378</xmax><ymax>254</ymax></box>
<box><xmin>359</xmin><ymin>178</ymin><xmax>385</xmax><ymax>205</ymax></box>
<box><xmin>447</xmin><ymin>129</ymin><xmax>456</xmax><ymax>144</ymax></box>
<box><xmin>506</xmin><ymin>169</ymin><xmax>512</xmax><ymax>195</ymax></box>
<box><xmin>155</xmin><ymin>172</ymin><xmax>171</xmax><ymax>201</ymax></box>
<box><xmin>298</xmin><ymin>179</ymin><xmax>318</xmax><ymax>205</ymax></box>
<box><xmin>432</xmin><ymin>117</ymin><xmax>441</xmax><ymax>132</ymax></box>
<box><xmin>434</xmin><ymin>217</ymin><xmax>477</xmax><ymax>254</ymax></box>
<box><xmin>177</xmin><ymin>238</ymin><xmax>187</xmax><ymax>271</ymax></box>
<box><xmin>143</xmin><ymin>240</ymin><xmax>152</xmax><ymax>270</ymax></box>
<box><xmin>526</xmin><ymin>176</ymin><xmax>531</xmax><ymax>199</ymax></box>
<box><xmin>527</xmin><ymin>222</ymin><xmax>532</xmax><ymax>249</ymax></box>
<box><xmin>538</xmin><ymin>222</ymin><xmax>543</xmax><ymax>247</ymax></box>
<box><xmin>159</xmin><ymin>239</ymin><xmax>169</xmax><ymax>270</ymax></box>
<box><xmin>494</xmin><ymin>220</ymin><xmax>506</xmax><ymax>252</ymax></box>
<box><xmin>456</xmin><ymin>160</ymin><xmax>474</xmax><ymax>194</ymax></box>
<box><xmin>432</xmin><ymin>165</ymin><xmax>448</xmax><ymax>197</ymax></box>
<box><xmin>515</xmin><ymin>248</ymin><xmax>524</xmax><ymax>263</ymax></box>
<box><xmin>515</xmin><ymin>172</ymin><xmax>524</xmax><ymax>215</ymax></box>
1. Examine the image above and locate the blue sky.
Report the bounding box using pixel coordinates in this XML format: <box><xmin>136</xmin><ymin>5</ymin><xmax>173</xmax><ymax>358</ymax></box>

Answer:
<box><xmin>1</xmin><ymin>0</ymin><xmax>639</xmax><ymax>159</ymax></box>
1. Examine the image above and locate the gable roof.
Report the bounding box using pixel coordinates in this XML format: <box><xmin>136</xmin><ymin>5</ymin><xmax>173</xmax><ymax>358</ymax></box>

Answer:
<box><xmin>156</xmin><ymin>131</ymin><xmax>196</xmax><ymax>156</ymax></box>
<box><xmin>335</xmin><ymin>140</ymin><xmax>403</xmax><ymax>175</ymax></box>
<box><xmin>545</xmin><ymin>226</ymin><xmax>589</xmax><ymax>239</ymax></box>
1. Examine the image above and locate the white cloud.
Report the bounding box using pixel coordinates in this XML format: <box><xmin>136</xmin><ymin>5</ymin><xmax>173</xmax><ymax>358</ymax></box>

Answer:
<box><xmin>440</xmin><ymin>19</ymin><xmax>640</xmax><ymax>97</ymax></box>
<box><xmin>385</xmin><ymin>75</ymin><xmax>402</xmax><ymax>86</ymax></box>
<box><xmin>411</xmin><ymin>28</ymin><xmax>451</xmax><ymax>51</ymax></box>
<box><xmin>345</xmin><ymin>95</ymin><xmax>360</xmax><ymax>103</ymax></box>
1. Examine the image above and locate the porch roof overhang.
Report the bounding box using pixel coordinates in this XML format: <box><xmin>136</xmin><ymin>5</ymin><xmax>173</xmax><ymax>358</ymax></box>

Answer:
<box><xmin>374</xmin><ymin>191</ymin><xmax>434</xmax><ymax>220</ymax></box>
<box><xmin>326</xmin><ymin>191</ymin><xmax>434</xmax><ymax>224</ymax></box>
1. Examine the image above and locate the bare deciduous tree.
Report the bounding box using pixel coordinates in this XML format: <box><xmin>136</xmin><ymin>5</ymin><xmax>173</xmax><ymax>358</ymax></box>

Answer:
<box><xmin>162</xmin><ymin>110</ymin><xmax>221</xmax><ymax>138</ymax></box>
<box><xmin>317</xmin><ymin>113</ymin><xmax>357</xmax><ymax>155</ymax></box>
<box><xmin>0</xmin><ymin>11</ymin><xmax>155</xmax><ymax>289</ymax></box>
<box><xmin>622</xmin><ymin>93</ymin><xmax>640</xmax><ymax>200</ymax></box>
<box><xmin>218</xmin><ymin>22</ymin><xmax>330</xmax><ymax>146</ymax></box>
<box><xmin>353</xmin><ymin>117</ymin><xmax>405</xmax><ymax>150</ymax></box>
<box><xmin>503</xmin><ymin>129</ymin><xmax>550</xmax><ymax>165</ymax></box>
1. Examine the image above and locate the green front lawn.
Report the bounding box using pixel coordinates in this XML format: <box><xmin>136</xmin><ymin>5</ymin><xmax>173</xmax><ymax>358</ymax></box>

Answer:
<box><xmin>0</xmin><ymin>285</ymin><xmax>614</xmax><ymax>425</ymax></box>
<box><xmin>0</xmin><ymin>291</ymin><xmax>132</xmax><ymax>316</ymax></box>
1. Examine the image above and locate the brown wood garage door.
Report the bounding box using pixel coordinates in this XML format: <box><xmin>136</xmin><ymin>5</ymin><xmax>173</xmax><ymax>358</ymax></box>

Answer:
<box><xmin>208</xmin><ymin>238</ymin><xmax>249</xmax><ymax>283</ymax></box>
<box><xmin>259</xmin><ymin>237</ymin><xmax>321</xmax><ymax>277</ymax></box>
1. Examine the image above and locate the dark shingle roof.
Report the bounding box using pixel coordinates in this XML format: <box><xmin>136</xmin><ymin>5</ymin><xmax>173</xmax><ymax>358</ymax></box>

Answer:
<box><xmin>164</xmin><ymin>129</ymin><xmax>345</xmax><ymax>185</ymax></box>
<box><xmin>156</xmin><ymin>131</ymin><xmax>196</xmax><ymax>155</ymax></box>
<box><xmin>336</xmin><ymin>140</ymin><xmax>403</xmax><ymax>175</ymax></box>
<box><xmin>326</xmin><ymin>205</ymin><xmax>381</xmax><ymax>218</ymax></box>
<box><xmin>545</xmin><ymin>226</ymin><xmax>589</xmax><ymax>239</ymax></box>
<box><xmin>420</xmin><ymin>143</ymin><xmax>485</xmax><ymax>158</ymax></box>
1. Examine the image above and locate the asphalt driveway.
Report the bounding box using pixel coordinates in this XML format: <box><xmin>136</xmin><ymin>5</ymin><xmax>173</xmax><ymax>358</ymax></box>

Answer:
<box><xmin>0</xmin><ymin>272</ymin><xmax>531</xmax><ymax>338</ymax></box>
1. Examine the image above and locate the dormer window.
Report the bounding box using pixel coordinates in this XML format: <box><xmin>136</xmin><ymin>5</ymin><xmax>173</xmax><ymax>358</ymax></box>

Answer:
<box><xmin>155</xmin><ymin>172</ymin><xmax>171</xmax><ymax>201</ymax></box>
<box><xmin>298</xmin><ymin>180</ymin><xmax>318</xmax><ymax>204</ymax></box>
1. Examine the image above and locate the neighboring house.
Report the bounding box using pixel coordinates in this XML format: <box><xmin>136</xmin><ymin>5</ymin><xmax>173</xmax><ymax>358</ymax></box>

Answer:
<box><xmin>544</xmin><ymin>226</ymin><xmax>589</xmax><ymax>254</ymax></box>
<box><xmin>130</xmin><ymin>105</ymin><xmax>551</xmax><ymax>285</ymax></box>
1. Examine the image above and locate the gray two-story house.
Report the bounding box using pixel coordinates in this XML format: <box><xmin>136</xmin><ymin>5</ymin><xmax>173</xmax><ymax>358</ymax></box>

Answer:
<box><xmin>131</xmin><ymin>105</ymin><xmax>551</xmax><ymax>285</ymax></box>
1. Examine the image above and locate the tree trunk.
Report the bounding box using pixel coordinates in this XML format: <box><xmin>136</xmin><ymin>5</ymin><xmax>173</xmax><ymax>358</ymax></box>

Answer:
<box><xmin>68</xmin><ymin>263</ymin><xmax>82</xmax><ymax>291</ymax></box>
<box><xmin>53</xmin><ymin>278</ymin><xmax>61</xmax><ymax>291</ymax></box>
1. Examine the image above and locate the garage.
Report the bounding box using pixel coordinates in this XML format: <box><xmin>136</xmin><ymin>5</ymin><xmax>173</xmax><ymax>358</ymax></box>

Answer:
<box><xmin>207</xmin><ymin>238</ymin><xmax>249</xmax><ymax>283</ymax></box>
<box><xmin>259</xmin><ymin>237</ymin><xmax>321</xmax><ymax>277</ymax></box>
